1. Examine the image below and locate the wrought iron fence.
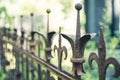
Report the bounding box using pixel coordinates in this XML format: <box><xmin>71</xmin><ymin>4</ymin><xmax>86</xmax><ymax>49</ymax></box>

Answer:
<box><xmin>0</xmin><ymin>3</ymin><xmax>120</xmax><ymax>80</ymax></box>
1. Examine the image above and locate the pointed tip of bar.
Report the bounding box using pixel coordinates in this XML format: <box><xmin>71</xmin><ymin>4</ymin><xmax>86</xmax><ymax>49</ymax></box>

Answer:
<box><xmin>99</xmin><ymin>27</ymin><xmax>105</xmax><ymax>48</ymax></box>
<box><xmin>100</xmin><ymin>27</ymin><xmax>104</xmax><ymax>35</ymax></box>
<box><xmin>46</xmin><ymin>9</ymin><xmax>51</xmax><ymax>14</ymax></box>
<box><xmin>75</xmin><ymin>3</ymin><xmax>82</xmax><ymax>11</ymax></box>
<box><xmin>30</xmin><ymin>13</ymin><xmax>34</xmax><ymax>16</ymax></box>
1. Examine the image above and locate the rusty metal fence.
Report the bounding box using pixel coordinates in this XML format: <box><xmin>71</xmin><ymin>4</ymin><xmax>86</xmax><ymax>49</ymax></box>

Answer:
<box><xmin>0</xmin><ymin>3</ymin><xmax>120</xmax><ymax>80</ymax></box>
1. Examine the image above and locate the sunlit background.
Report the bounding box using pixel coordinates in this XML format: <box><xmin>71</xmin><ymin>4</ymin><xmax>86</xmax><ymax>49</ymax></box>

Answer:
<box><xmin>0</xmin><ymin>0</ymin><xmax>120</xmax><ymax>36</ymax></box>
<box><xmin>0</xmin><ymin>0</ymin><xmax>85</xmax><ymax>35</ymax></box>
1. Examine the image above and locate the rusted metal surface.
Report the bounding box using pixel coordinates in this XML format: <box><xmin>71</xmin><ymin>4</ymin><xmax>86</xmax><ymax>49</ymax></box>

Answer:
<box><xmin>0</xmin><ymin>3</ymin><xmax>120</xmax><ymax>80</ymax></box>
<box><xmin>88</xmin><ymin>27</ymin><xmax>120</xmax><ymax>80</ymax></box>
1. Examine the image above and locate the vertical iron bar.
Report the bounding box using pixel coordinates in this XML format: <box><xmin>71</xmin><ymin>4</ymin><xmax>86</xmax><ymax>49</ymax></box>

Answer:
<box><xmin>30</xmin><ymin>13</ymin><xmax>35</xmax><ymax>80</ymax></box>
<box><xmin>0</xmin><ymin>32</ymin><xmax>1</xmax><ymax>68</ymax></box>
<box><xmin>26</xmin><ymin>35</ymin><xmax>29</xmax><ymax>80</ymax></box>
<box><xmin>61</xmin><ymin>3</ymin><xmax>94</xmax><ymax>80</ymax></box>
<box><xmin>20</xmin><ymin>15</ymin><xmax>24</xmax><ymax>80</ymax></box>
<box><xmin>37</xmin><ymin>35</ymin><xmax>42</xmax><ymax>80</ymax></box>
<box><xmin>30</xmin><ymin>32</ymin><xmax>35</xmax><ymax>80</ymax></box>
<box><xmin>0</xmin><ymin>28</ymin><xmax>6</xmax><ymax>72</ymax></box>
<box><xmin>46</xmin><ymin>9</ymin><xmax>51</xmax><ymax>80</ymax></box>
<box><xmin>12</xmin><ymin>29</ymin><xmax>19</xmax><ymax>80</ymax></box>
<box><xmin>57</xmin><ymin>27</ymin><xmax>62</xmax><ymax>80</ymax></box>
<box><xmin>45</xmin><ymin>9</ymin><xmax>56</xmax><ymax>80</ymax></box>
<box><xmin>26</xmin><ymin>56</ymin><xmax>29</xmax><ymax>80</ymax></box>
<box><xmin>2</xmin><ymin>24</ymin><xmax>7</xmax><ymax>73</ymax></box>
<box><xmin>73</xmin><ymin>3</ymin><xmax>82</xmax><ymax>80</ymax></box>
<box><xmin>54</xmin><ymin>27</ymin><xmax>67</xmax><ymax>80</ymax></box>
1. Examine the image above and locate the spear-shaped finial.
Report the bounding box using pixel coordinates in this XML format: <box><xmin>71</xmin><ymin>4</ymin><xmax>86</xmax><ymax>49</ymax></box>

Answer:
<box><xmin>30</xmin><ymin>13</ymin><xmax>34</xmax><ymax>31</ymax></box>
<box><xmin>46</xmin><ymin>9</ymin><xmax>51</xmax><ymax>34</ymax></box>
<box><xmin>75</xmin><ymin>3</ymin><xmax>82</xmax><ymax>45</ymax></box>
<box><xmin>20</xmin><ymin>15</ymin><xmax>23</xmax><ymax>31</ymax></box>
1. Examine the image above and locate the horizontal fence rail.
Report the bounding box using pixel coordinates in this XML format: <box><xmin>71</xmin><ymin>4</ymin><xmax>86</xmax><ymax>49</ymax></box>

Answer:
<box><xmin>0</xmin><ymin>3</ymin><xmax>120</xmax><ymax>80</ymax></box>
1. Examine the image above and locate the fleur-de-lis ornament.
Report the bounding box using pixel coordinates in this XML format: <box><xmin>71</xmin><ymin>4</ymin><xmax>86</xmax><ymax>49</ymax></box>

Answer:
<box><xmin>35</xmin><ymin>9</ymin><xmax>56</xmax><ymax>80</ymax></box>
<box><xmin>88</xmin><ymin>27</ymin><xmax>120</xmax><ymax>80</ymax></box>
<box><xmin>61</xmin><ymin>3</ymin><xmax>96</xmax><ymax>80</ymax></box>
<box><xmin>54</xmin><ymin>27</ymin><xmax>67</xmax><ymax>68</ymax></box>
<box><xmin>54</xmin><ymin>27</ymin><xmax>67</xmax><ymax>80</ymax></box>
<box><xmin>35</xmin><ymin>9</ymin><xmax>56</xmax><ymax>61</ymax></box>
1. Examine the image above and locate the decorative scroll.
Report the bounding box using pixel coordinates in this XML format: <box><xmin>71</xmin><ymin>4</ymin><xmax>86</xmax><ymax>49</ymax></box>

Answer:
<box><xmin>88</xmin><ymin>27</ymin><xmax>120</xmax><ymax>80</ymax></box>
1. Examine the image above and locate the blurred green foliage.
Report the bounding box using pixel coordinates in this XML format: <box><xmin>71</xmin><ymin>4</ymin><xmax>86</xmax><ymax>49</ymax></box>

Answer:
<box><xmin>0</xmin><ymin>6</ymin><xmax>13</xmax><ymax>28</ymax></box>
<box><xmin>0</xmin><ymin>70</ymin><xmax>6</xmax><ymax>80</ymax></box>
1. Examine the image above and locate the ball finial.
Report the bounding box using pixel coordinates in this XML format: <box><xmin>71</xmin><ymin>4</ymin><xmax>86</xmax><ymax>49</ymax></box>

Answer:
<box><xmin>20</xmin><ymin>15</ymin><xmax>23</xmax><ymax>18</ymax></box>
<box><xmin>75</xmin><ymin>3</ymin><xmax>82</xmax><ymax>11</ymax></box>
<box><xmin>30</xmin><ymin>13</ymin><xmax>34</xmax><ymax>16</ymax></box>
<box><xmin>46</xmin><ymin>9</ymin><xmax>51</xmax><ymax>14</ymax></box>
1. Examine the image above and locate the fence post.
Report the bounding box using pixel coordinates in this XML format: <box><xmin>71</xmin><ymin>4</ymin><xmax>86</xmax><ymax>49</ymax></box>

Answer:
<box><xmin>45</xmin><ymin>9</ymin><xmax>56</xmax><ymax>80</ymax></box>
<box><xmin>30</xmin><ymin>13</ymin><xmax>36</xmax><ymax>80</ymax></box>
<box><xmin>61</xmin><ymin>3</ymin><xmax>96</xmax><ymax>80</ymax></box>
